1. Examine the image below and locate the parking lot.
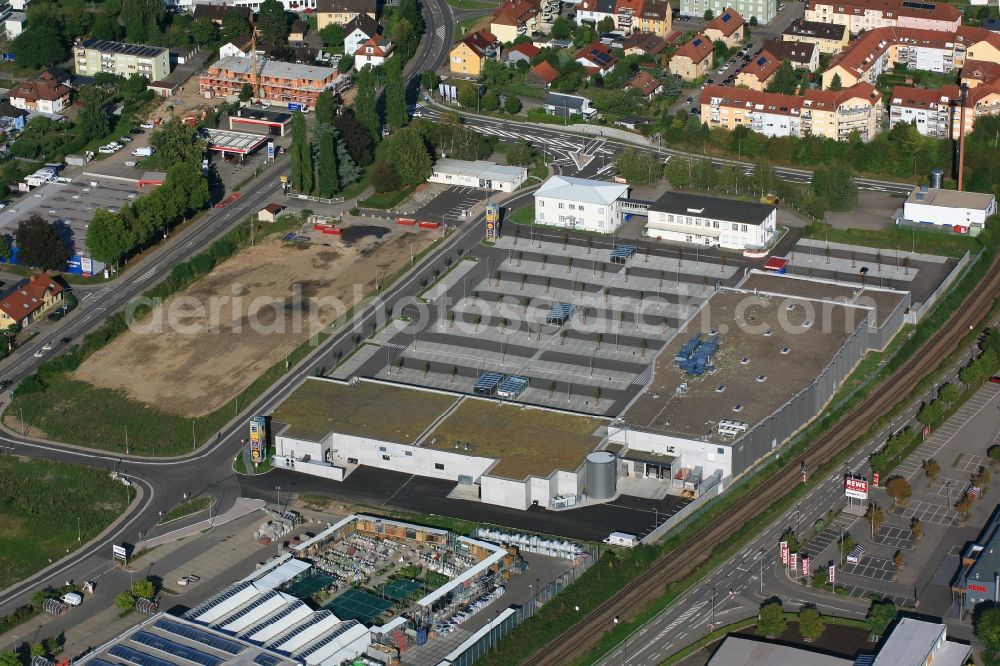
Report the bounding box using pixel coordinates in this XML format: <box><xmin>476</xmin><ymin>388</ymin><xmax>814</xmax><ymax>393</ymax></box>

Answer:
<box><xmin>841</xmin><ymin>555</ymin><xmax>897</xmax><ymax>582</ymax></box>
<box><xmin>412</xmin><ymin>185</ymin><xmax>489</xmax><ymax>225</ymax></box>
<box><xmin>872</xmin><ymin>525</ymin><xmax>915</xmax><ymax>550</ymax></box>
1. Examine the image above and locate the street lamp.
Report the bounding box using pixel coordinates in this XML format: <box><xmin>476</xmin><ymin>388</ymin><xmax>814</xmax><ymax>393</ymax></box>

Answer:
<box><xmin>759</xmin><ymin>547</ymin><xmax>764</xmax><ymax>593</ymax></box>
<box><xmin>275</xmin><ymin>486</ymin><xmax>281</xmax><ymax>513</ymax></box>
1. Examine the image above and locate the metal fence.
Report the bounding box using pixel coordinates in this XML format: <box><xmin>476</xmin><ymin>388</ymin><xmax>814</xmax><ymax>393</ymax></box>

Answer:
<box><xmin>905</xmin><ymin>250</ymin><xmax>973</xmax><ymax>324</ymax></box>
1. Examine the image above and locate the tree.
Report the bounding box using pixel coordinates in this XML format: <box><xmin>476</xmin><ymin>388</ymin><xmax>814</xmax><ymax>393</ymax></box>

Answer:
<box><xmin>956</xmin><ymin>494</ymin><xmax>974</xmax><ymax>521</ymax></box>
<box><xmin>115</xmin><ymin>590</ymin><xmax>135</xmax><ymax>612</ymax></box>
<box><xmin>333</xmin><ymin>111</ymin><xmax>375</xmax><ymax>166</ymax></box>
<box><xmin>828</xmin><ymin>73</ymin><xmax>843</xmax><ymax>91</ymax></box>
<box><xmin>371</xmin><ymin>161</ymin><xmax>402</xmax><ymax>192</ymax></box>
<box><xmin>893</xmin><ymin>550</ymin><xmax>905</xmax><ymax>568</ymax></box>
<box><xmin>780</xmin><ymin>528</ymin><xmax>799</xmax><ymax>553</ymax></box>
<box><xmin>481</xmin><ymin>90</ymin><xmax>500</xmax><ymax>113</ymax></box>
<box><xmin>703</xmin><ymin>8</ymin><xmax>714</xmax><ymax>20</ymax></box>
<box><xmin>385</xmin><ymin>57</ymin><xmax>407</xmax><ymax>131</ymax></box>
<box><xmin>507</xmin><ymin>139</ymin><xmax>536</xmax><ymax>166</ymax></box>
<box><xmin>191</xmin><ymin>17</ymin><xmax>218</xmax><ymax>45</ymax></box>
<box><xmin>315</xmin><ymin>90</ymin><xmax>336</xmax><ymax>126</ymax></box>
<box><xmin>150</xmin><ymin>118</ymin><xmax>204</xmax><ymax>166</ymax></box>
<box><xmin>87</xmin><ymin>210</ymin><xmax>135</xmax><ymax>267</ymax></box>
<box><xmin>238</xmin><ymin>82</ymin><xmax>254</xmax><ymax>102</ymax></box>
<box><xmin>866</xmin><ymin>503</ymin><xmax>884</xmax><ymax>535</ymax></box>
<box><xmin>885</xmin><ymin>476</ymin><xmax>912</xmax><ymax>506</ymax></box>
<box><xmin>922</xmin><ymin>458</ymin><xmax>941</xmax><ymax>484</ymax></box>
<box><xmin>910</xmin><ymin>516</ymin><xmax>923</xmax><ymax>540</ymax></box>
<box><xmin>121</xmin><ymin>0</ymin><xmax>165</xmax><ymax>44</ymax></box>
<box><xmin>91</xmin><ymin>13</ymin><xmax>121</xmax><ymax>40</ymax></box>
<box><xmin>766</xmin><ymin>60</ymin><xmax>799</xmax><ymax>95</ymax></box>
<box><xmin>938</xmin><ymin>382</ymin><xmax>960</xmax><ymax>403</ymax></box>
<box><xmin>865</xmin><ymin>599</ymin><xmax>896</xmax><ymax>638</ymax></box>
<box><xmin>458</xmin><ymin>82</ymin><xmax>479</xmax><ymax>109</ymax></box>
<box><xmin>757</xmin><ymin>600</ymin><xmax>786</xmax><ymax>638</ymax></box>
<box><xmin>78</xmin><ymin>86</ymin><xmax>110</xmax><ymax>142</ymax></box>
<box><xmin>551</xmin><ymin>17</ymin><xmax>572</xmax><ymax>39</ymax></box>
<box><xmin>749</xmin><ymin>15</ymin><xmax>758</xmax><ymax>25</ymax></box>
<box><xmin>15</xmin><ymin>215</ymin><xmax>69</xmax><ymax>271</ymax></box>
<box><xmin>354</xmin><ymin>67</ymin><xmax>380</xmax><ymax>142</ymax></box>
<box><xmin>811</xmin><ymin>162</ymin><xmax>857</xmax><ymax>211</ymax></box>
<box><xmin>0</xmin><ymin>652</ymin><xmax>19</xmax><ymax>666</ymax></box>
<box><xmin>387</xmin><ymin>128</ymin><xmax>432</xmax><ymax>185</ymax></box>
<box><xmin>319</xmin><ymin>23</ymin><xmax>345</xmax><ymax>48</ymax></box>
<box><xmin>316</xmin><ymin>127</ymin><xmax>339</xmax><ymax>198</ymax></box>
<box><xmin>221</xmin><ymin>11</ymin><xmax>251</xmax><ymax>41</ymax></box>
<box><xmin>421</xmin><ymin>69</ymin><xmax>440</xmax><ymax>92</ymax></box>
<box><xmin>798</xmin><ymin>606</ymin><xmax>825</xmax><ymax>642</ymax></box>
<box><xmin>130</xmin><ymin>579</ymin><xmax>155</xmax><ymax>599</ymax></box>
<box><xmin>257</xmin><ymin>0</ymin><xmax>290</xmax><ymax>44</ymax></box>
<box><xmin>289</xmin><ymin>112</ymin><xmax>313</xmax><ymax>194</ymax></box>
<box><xmin>977</xmin><ymin>606</ymin><xmax>1000</xmax><ymax>659</ymax></box>
<box><xmin>334</xmin><ymin>131</ymin><xmax>363</xmax><ymax>185</ymax></box>
<box><xmin>504</xmin><ymin>95</ymin><xmax>522</xmax><ymax>114</ymax></box>
<box><xmin>616</xmin><ymin>148</ymin><xmax>662</xmax><ymax>185</ymax></box>
<box><xmin>597</xmin><ymin>16</ymin><xmax>615</xmax><ymax>33</ymax></box>
<box><xmin>29</xmin><ymin>643</ymin><xmax>45</xmax><ymax>659</ymax></box>
<box><xmin>0</xmin><ymin>235</ymin><xmax>10</xmax><ymax>262</ymax></box>
<box><xmin>917</xmin><ymin>400</ymin><xmax>944</xmax><ymax>428</ymax></box>
<box><xmin>12</xmin><ymin>23</ymin><xmax>67</xmax><ymax>69</ymax></box>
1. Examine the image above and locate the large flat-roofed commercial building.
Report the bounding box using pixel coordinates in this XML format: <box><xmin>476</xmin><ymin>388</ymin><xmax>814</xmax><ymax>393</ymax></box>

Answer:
<box><xmin>429</xmin><ymin>159</ymin><xmax>527</xmax><ymax>192</ymax></box>
<box><xmin>73</xmin><ymin>38</ymin><xmax>170</xmax><ymax>81</ymax></box>
<box><xmin>200</xmin><ymin>57</ymin><xmax>341</xmax><ymax>107</ymax></box>
<box><xmin>645</xmin><ymin>191</ymin><xmax>777</xmax><ymax>250</ymax></box>
<box><xmin>533</xmin><ymin>175</ymin><xmax>630</xmax><ymax>233</ymax></box>
<box><xmin>955</xmin><ymin>505</ymin><xmax>1000</xmax><ymax>608</ymax></box>
<box><xmin>900</xmin><ymin>183</ymin><xmax>997</xmax><ymax>235</ymax></box>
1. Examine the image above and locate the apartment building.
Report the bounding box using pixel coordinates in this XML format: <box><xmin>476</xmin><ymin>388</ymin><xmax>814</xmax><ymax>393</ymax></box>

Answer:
<box><xmin>764</xmin><ymin>38</ymin><xmax>819</xmax><ymax>70</ymax></box>
<box><xmin>578</xmin><ymin>0</ymin><xmax>614</xmax><ymax>25</ymax></box>
<box><xmin>735</xmin><ymin>49</ymin><xmax>782</xmax><ymax>90</ymax></box>
<box><xmin>199</xmin><ymin>57</ymin><xmax>340</xmax><ymax>107</ymax></box>
<box><xmin>645</xmin><ymin>191</ymin><xmax>777</xmax><ymax>250</ymax></box>
<box><xmin>316</xmin><ymin>0</ymin><xmax>376</xmax><ymax>29</ymax></box>
<box><xmin>669</xmin><ymin>33</ymin><xmax>714</xmax><ymax>81</ymax></box>
<box><xmin>354</xmin><ymin>34</ymin><xmax>394</xmax><ymax>70</ymax></box>
<box><xmin>821</xmin><ymin>25</ymin><xmax>1000</xmax><ymax>90</ymax></box>
<box><xmin>782</xmin><ymin>19</ymin><xmax>849</xmax><ymax>54</ymax></box>
<box><xmin>490</xmin><ymin>0</ymin><xmax>540</xmax><ymax>43</ymax></box>
<box><xmin>804</xmin><ymin>0</ymin><xmax>961</xmax><ymax>35</ymax></box>
<box><xmin>704</xmin><ymin>9</ymin><xmax>745</xmax><ymax>49</ymax></box>
<box><xmin>890</xmin><ymin>83</ymin><xmax>1000</xmax><ymax>138</ymax></box>
<box><xmin>73</xmin><ymin>38</ymin><xmax>170</xmax><ymax>81</ymax></box>
<box><xmin>449</xmin><ymin>30</ymin><xmax>499</xmax><ymax>77</ymax></box>
<box><xmin>962</xmin><ymin>59</ymin><xmax>1000</xmax><ymax>88</ymax></box>
<box><xmin>679</xmin><ymin>0</ymin><xmax>776</xmax><ymax>25</ymax></box>
<box><xmin>701</xmin><ymin>82</ymin><xmax>882</xmax><ymax>140</ymax></box>
<box><xmin>9</xmin><ymin>70</ymin><xmax>71</xmax><ymax>114</ymax></box>
<box><xmin>613</xmin><ymin>0</ymin><xmax>672</xmax><ymax>38</ymax></box>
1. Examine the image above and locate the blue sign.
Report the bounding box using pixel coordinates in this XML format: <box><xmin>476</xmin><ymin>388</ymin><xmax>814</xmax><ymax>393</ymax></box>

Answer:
<box><xmin>288</xmin><ymin>102</ymin><xmax>303</xmax><ymax>112</ymax></box>
<box><xmin>267</xmin><ymin>142</ymin><xmax>275</xmax><ymax>160</ymax></box>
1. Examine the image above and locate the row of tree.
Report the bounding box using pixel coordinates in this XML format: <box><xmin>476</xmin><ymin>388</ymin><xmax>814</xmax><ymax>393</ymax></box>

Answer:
<box><xmin>288</xmin><ymin>90</ymin><xmax>373</xmax><ymax>197</ymax></box>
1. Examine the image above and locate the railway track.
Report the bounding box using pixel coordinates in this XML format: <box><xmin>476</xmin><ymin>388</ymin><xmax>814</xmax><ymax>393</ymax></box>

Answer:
<box><xmin>526</xmin><ymin>253</ymin><xmax>1000</xmax><ymax>666</ymax></box>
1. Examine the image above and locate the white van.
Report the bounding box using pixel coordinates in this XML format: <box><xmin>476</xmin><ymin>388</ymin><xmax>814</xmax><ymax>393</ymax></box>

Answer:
<box><xmin>61</xmin><ymin>592</ymin><xmax>83</xmax><ymax>606</ymax></box>
<box><xmin>603</xmin><ymin>532</ymin><xmax>638</xmax><ymax>548</ymax></box>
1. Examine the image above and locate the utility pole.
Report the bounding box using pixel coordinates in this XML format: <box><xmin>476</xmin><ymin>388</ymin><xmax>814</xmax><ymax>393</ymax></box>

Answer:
<box><xmin>192</xmin><ymin>420</ymin><xmax>196</xmax><ymax>451</ymax></box>
<box><xmin>125</xmin><ymin>426</ymin><xmax>129</xmax><ymax>456</ymax></box>
<box><xmin>759</xmin><ymin>547</ymin><xmax>764</xmax><ymax>593</ymax></box>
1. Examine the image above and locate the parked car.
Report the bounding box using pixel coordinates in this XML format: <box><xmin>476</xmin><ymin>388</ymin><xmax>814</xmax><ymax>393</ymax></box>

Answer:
<box><xmin>990</xmin><ymin>376</ymin><xmax>1000</xmax><ymax>384</ymax></box>
<box><xmin>685</xmin><ymin>97</ymin><xmax>693</xmax><ymax>103</ymax></box>
<box><xmin>140</xmin><ymin>122</ymin><xmax>155</xmax><ymax>129</ymax></box>
<box><xmin>119</xmin><ymin>136</ymin><xmax>132</xmax><ymax>143</ymax></box>
<box><xmin>98</xmin><ymin>146</ymin><xmax>116</xmax><ymax>154</ymax></box>
<box><xmin>60</xmin><ymin>337</ymin><xmax>71</xmax><ymax>345</ymax></box>
<box><xmin>33</xmin><ymin>349</ymin><xmax>44</xmax><ymax>357</ymax></box>
<box><xmin>61</xmin><ymin>592</ymin><xmax>83</xmax><ymax>606</ymax></box>
<box><xmin>0</xmin><ymin>380</ymin><xmax>11</xmax><ymax>391</ymax></box>
<box><xmin>42</xmin><ymin>340</ymin><xmax>53</xmax><ymax>351</ymax></box>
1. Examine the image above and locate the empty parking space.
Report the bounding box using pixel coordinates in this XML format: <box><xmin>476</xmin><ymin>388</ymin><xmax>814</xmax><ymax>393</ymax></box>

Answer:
<box><xmin>804</xmin><ymin>516</ymin><xmax>857</xmax><ymax>558</ymax></box>
<box><xmin>872</xmin><ymin>525</ymin><xmax>915</xmax><ymax>550</ymax></box>
<box><xmin>954</xmin><ymin>453</ymin><xmax>986</xmax><ymax>474</ymax></box>
<box><xmin>894</xmin><ymin>500</ymin><xmax>958</xmax><ymax>526</ymax></box>
<box><xmin>841</xmin><ymin>555</ymin><xmax>896</xmax><ymax>582</ymax></box>
<box><xmin>413</xmin><ymin>186</ymin><xmax>485</xmax><ymax>223</ymax></box>
<box><xmin>837</xmin><ymin>583</ymin><xmax>911</xmax><ymax>607</ymax></box>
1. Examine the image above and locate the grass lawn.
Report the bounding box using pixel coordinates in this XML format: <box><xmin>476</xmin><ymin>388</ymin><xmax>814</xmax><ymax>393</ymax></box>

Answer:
<box><xmin>427</xmin><ymin>400</ymin><xmax>606</xmax><ymax>478</ymax></box>
<box><xmin>456</xmin><ymin>15</ymin><xmax>489</xmax><ymax>35</ymax></box>
<box><xmin>446</xmin><ymin>0</ymin><xmax>496</xmax><ymax>7</ymax></box>
<box><xmin>0</xmin><ymin>457</ymin><xmax>133</xmax><ymax>590</ymax></box>
<box><xmin>158</xmin><ymin>497</ymin><xmax>211</xmax><ymax>524</ymax></box>
<box><xmin>510</xmin><ymin>204</ymin><xmax>535</xmax><ymax>225</ymax></box>
<box><xmin>804</xmin><ymin>222</ymin><xmax>979</xmax><ymax>258</ymax></box>
<box><xmin>359</xmin><ymin>184</ymin><xmax>417</xmax><ymax>209</ymax></box>
<box><xmin>272</xmin><ymin>378</ymin><xmax>458</xmax><ymax>443</ymax></box>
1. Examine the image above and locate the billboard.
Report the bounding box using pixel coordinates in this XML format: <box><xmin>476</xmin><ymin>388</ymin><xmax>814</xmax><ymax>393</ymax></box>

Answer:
<box><xmin>780</xmin><ymin>541</ymin><xmax>789</xmax><ymax>566</ymax></box>
<box><xmin>289</xmin><ymin>102</ymin><xmax>303</xmax><ymax>112</ymax></box>
<box><xmin>113</xmin><ymin>544</ymin><xmax>128</xmax><ymax>564</ymax></box>
<box><xmin>267</xmin><ymin>141</ymin><xmax>275</xmax><ymax>161</ymax></box>
<box><xmin>790</xmin><ymin>553</ymin><xmax>797</xmax><ymax>573</ymax></box>
<box><xmin>845</xmin><ymin>475</ymin><xmax>869</xmax><ymax>500</ymax></box>
<box><xmin>872</xmin><ymin>472</ymin><xmax>880</xmax><ymax>487</ymax></box>
<box><xmin>829</xmin><ymin>565</ymin><xmax>836</xmax><ymax>584</ymax></box>
<box><xmin>801</xmin><ymin>554</ymin><xmax>810</xmax><ymax>576</ymax></box>
<box><xmin>485</xmin><ymin>203</ymin><xmax>500</xmax><ymax>241</ymax></box>
<box><xmin>249</xmin><ymin>416</ymin><xmax>267</xmax><ymax>464</ymax></box>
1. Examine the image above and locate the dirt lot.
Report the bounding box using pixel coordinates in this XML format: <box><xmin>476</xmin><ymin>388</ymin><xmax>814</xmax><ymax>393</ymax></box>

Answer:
<box><xmin>73</xmin><ymin>227</ymin><xmax>437</xmax><ymax>417</ymax></box>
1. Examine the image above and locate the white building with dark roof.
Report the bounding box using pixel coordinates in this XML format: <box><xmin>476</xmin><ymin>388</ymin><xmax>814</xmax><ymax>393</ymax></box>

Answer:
<box><xmin>533</xmin><ymin>175</ymin><xmax>630</xmax><ymax>233</ymax></box>
<box><xmin>901</xmin><ymin>182</ymin><xmax>997</xmax><ymax>235</ymax></box>
<box><xmin>646</xmin><ymin>191</ymin><xmax>777</xmax><ymax>250</ymax></box>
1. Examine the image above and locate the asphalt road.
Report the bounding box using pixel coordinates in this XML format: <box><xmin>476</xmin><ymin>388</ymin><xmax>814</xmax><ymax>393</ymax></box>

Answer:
<box><xmin>594</xmin><ymin>319</ymin><xmax>1000</xmax><ymax>665</ymax></box>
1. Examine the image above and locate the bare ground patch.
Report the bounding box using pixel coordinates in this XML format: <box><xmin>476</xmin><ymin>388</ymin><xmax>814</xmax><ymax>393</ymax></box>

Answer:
<box><xmin>73</xmin><ymin>231</ymin><xmax>436</xmax><ymax>417</ymax></box>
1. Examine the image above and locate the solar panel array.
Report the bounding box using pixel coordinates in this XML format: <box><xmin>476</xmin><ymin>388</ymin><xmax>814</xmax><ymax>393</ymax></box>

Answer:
<box><xmin>545</xmin><ymin>302</ymin><xmax>574</xmax><ymax>325</ymax></box>
<box><xmin>240</xmin><ymin>600</ymin><xmax>305</xmax><ymax>639</ymax></box>
<box><xmin>253</xmin><ymin>656</ymin><xmax>281</xmax><ymax>666</ymax></box>
<box><xmin>675</xmin><ymin>334</ymin><xmax>719</xmax><ymax>376</ymax></box>
<box><xmin>211</xmin><ymin>590</ymin><xmax>281</xmax><ymax>629</ymax></box>
<box><xmin>497</xmin><ymin>375</ymin><xmax>529</xmax><ymax>399</ymax></box>
<box><xmin>473</xmin><ymin>371</ymin><xmax>504</xmax><ymax>395</ymax></box>
<box><xmin>610</xmin><ymin>244</ymin><xmax>638</xmax><ymax>264</ymax></box>
<box><xmin>154</xmin><ymin>619</ymin><xmax>246</xmax><ymax>655</ymax></box>
<box><xmin>83</xmin><ymin>39</ymin><xmax>165</xmax><ymax>58</ymax></box>
<box><xmin>185</xmin><ymin>582</ymin><xmax>254</xmax><ymax>620</ymax></box>
<box><xmin>756</xmin><ymin>56</ymin><xmax>767</xmax><ymax>66</ymax></box>
<box><xmin>131</xmin><ymin>631</ymin><xmax>222</xmax><ymax>666</ymax></box>
<box><xmin>901</xmin><ymin>1</ymin><xmax>936</xmax><ymax>9</ymax></box>
<box><xmin>294</xmin><ymin>620</ymin><xmax>361</xmax><ymax>659</ymax></box>
<box><xmin>265</xmin><ymin>611</ymin><xmax>333</xmax><ymax>650</ymax></box>
<box><xmin>110</xmin><ymin>645</ymin><xmax>174</xmax><ymax>666</ymax></box>
<box><xmin>87</xmin><ymin>659</ymin><xmax>117</xmax><ymax>666</ymax></box>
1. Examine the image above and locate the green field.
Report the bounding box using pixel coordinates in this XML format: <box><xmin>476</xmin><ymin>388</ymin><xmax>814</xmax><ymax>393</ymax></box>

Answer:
<box><xmin>0</xmin><ymin>457</ymin><xmax>133</xmax><ymax>590</ymax></box>
<box><xmin>803</xmin><ymin>222</ymin><xmax>979</xmax><ymax>258</ymax></box>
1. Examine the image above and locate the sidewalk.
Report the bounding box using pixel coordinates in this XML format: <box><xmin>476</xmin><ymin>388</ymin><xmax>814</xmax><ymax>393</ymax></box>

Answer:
<box><xmin>142</xmin><ymin>498</ymin><xmax>266</xmax><ymax>550</ymax></box>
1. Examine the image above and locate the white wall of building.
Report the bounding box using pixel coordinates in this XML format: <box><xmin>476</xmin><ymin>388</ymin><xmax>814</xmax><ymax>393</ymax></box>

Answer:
<box><xmin>276</xmin><ymin>434</ymin><xmax>328</xmax><ymax>461</ymax></box>
<box><xmin>273</xmin><ymin>455</ymin><xmax>346</xmax><ymax>481</ymax></box>
<box><xmin>747</xmin><ymin>111</ymin><xmax>800</xmax><ymax>138</ymax></box>
<box><xmin>903</xmin><ymin>199</ymin><xmax>996</xmax><ymax>230</ymax></box>
<box><xmin>481</xmin><ymin>476</ymin><xmax>530</xmax><ymax>510</ymax></box>
<box><xmin>535</xmin><ymin>197</ymin><xmax>624</xmax><ymax>233</ymax></box>
<box><xmin>428</xmin><ymin>165</ymin><xmax>526</xmax><ymax>192</ymax></box>
<box><xmin>609</xmin><ymin>428</ymin><xmax>732</xmax><ymax>478</ymax></box>
<box><xmin>644</xmin><ymin>208</ymin><xmax>776</xmax><ymax>250</ymax></box>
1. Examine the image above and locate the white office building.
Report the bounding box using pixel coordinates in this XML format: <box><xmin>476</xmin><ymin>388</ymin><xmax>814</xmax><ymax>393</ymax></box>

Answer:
<box><xmin>645</xmin><ymin>191</ymin><xmax>777</xmax><ymax>250</ymax></box>
<box><xmin>429</xmin><ymin>159</ymin><xmax>527</xmax><ymax>192</ymax></box>
<box><xmin>533</xmin><ymin>175</ymin><xmax>630</xmax><ymax>233</ymax></box>
<box><xmin>901</xmin><ymin>184</ymin><xmax>997</xmax><ymax>235</ymax></box>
